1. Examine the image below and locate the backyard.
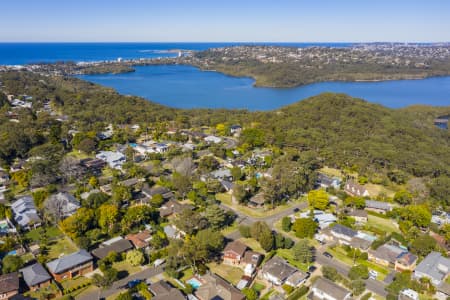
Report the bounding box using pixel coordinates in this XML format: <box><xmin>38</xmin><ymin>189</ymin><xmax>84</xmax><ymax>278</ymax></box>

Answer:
<box><xmin>47</xmin><ymin>237</ymin><xmax>79</xmax><ymax>260</ymax></box>
<box><xmin>366</xmin><ymin>214</ymin><xmax>400</xmax><ymax>234</ymax></box>
<box><xmin>216</xmin><ymin>193</ymin><xmax>305</xmax><ymax>218</ymax></box>
<box><xmin>207</xmin><ymin>263</ymin><xmax>244</xmax><ymax>285</ymax></box>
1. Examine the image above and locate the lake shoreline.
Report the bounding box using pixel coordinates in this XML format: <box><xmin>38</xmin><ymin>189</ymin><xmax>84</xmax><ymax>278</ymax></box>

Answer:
<box><xmin>79</xmin><ymin>64</ymin><xmax>450</xmax><ymax>110</ymax></box>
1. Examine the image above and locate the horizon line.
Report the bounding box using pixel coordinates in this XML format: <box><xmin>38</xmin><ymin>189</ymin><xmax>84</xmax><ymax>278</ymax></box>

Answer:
<box><xmin>1</xmin><ymin>41</ymin><xmax>450</xmax><ymax>44</ymax></box>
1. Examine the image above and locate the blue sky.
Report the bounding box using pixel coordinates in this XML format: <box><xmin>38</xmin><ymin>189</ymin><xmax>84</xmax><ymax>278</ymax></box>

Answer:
<box><xmin>1</xmin><ymin>0</ymin><xmax>449</xmax><ymax>42</ymax></box>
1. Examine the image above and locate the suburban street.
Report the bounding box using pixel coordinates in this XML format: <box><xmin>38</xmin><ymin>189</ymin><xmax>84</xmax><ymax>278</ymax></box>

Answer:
<box><xmin>76</xmin><ymin>265</ymin><xmax>164</xmax><ymax>300</ymax></box>
<box><xmin>223</xmin><ymin>200</ymin><xmax>388</xmax><ymax>298</ymax></box>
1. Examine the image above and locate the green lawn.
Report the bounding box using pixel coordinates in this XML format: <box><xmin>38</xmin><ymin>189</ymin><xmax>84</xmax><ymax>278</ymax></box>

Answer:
<box><xmin>367</xmin><ymin>215</ymin><xmax>400</xmax><ymax>234</ymax></box>
<box><xmin>217</xmin><ymin>193</ymin><xmax>305</xmax><ymax>218</ymax></box>
<box><xmin>365</xmin><ymin>183</ymin><xmax>396</xmax><ymax>198</ymax></box>
<box><xmin>26</xmin><ymin>282</ymin><xmax>61</xmax><ymax>299</ymax></box>
<box><xmin>25</xmin><ymin>226</ymin><xmax>63</xmax><ymax>242</ymax></box>
<box><xmin>326</xmin><ymin>246</ymin><xmax>389</xmax><ymax>280</ymax></box>
<box><xmin>252</xmin><ymin>281</ymin><xmax>266</xmax><ymax>292</ymax></box>
<box><xmin>60</xmin><ymin>276</ymin><xmax>92</xmax><ymax>291</ymax></box>
<box><xmin>319</xmin><ymin>167</ymin><xmax>343</xmax><ymax>178</ymax></box>
<box><xmin>48</xmin><ymin>237</ymin><xmax>79</xmax><ymax>260</ymax></box>
<box><xmin>238</xmin><ymin>238</ymin><xmax>266</xmax><ymax>254</ymax></box>
<box><xmin>220</xmin><ymin>220</ymin><xmax>239</xmax><ymax>236</ymax></box>
<box><xmin>208</xmin><ymin>263</ymin><xmax>244</xmax><ymax>285</ymax></box>
<box><xmin>180</xmin><ymin>268</ymin><xmax>194</xmax><ymax>282</ymax></box>
<box><xmin>112</xmin><ymin>260</ymin><xmax>143</xmax><ymax>276</ymax></box>
<box><xmin>276</xmin><ymin>248</ymin><xmax>309</xmax><ymax>272</ymax></box>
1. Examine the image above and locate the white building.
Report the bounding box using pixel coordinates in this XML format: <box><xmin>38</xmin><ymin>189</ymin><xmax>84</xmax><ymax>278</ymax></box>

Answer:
<box><xmin>96</xmin><ymin>151</ymin><xmax>126</xmax><ymax>170</ymax></box>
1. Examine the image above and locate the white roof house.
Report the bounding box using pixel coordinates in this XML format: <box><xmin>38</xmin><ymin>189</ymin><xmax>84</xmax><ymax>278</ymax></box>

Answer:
<box><xmin>96</xmin><ymin>151</ymin><xmax>126</xmax><ymax>170</ymax></box>
<box><xmin>204</xmin><ymin>136</ymin><xmax>222</xmax><ymax>144</ymax></box>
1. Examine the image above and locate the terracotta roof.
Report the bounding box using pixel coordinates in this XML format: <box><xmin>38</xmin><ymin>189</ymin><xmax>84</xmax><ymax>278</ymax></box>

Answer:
<box><xmin>224</xmin><ymin>241</ymin><xmax>247</xmax><ymax>257</ymax></box>
<box><xmin>126</xmin><ymin>230</ymin><xmax>152</xmax><ymax>249</ymax></box>
<box><xmin>0</xmin><ymin>272</ymin><xmax>19</xmax><ymax>294</ymax></box>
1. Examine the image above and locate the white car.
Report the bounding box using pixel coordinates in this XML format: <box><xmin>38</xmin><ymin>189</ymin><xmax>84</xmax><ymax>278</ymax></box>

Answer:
<box><xmin>369</xmin><ymin>270</ymin><xmax>378</xmax><ymax>279</ymax></box>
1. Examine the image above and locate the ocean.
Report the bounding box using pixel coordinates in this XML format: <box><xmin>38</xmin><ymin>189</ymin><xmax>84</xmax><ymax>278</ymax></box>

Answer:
<box><xmin>0</xmin><ymin>42</ymin><xmax>354</xmax><ymax>65</ymax></box>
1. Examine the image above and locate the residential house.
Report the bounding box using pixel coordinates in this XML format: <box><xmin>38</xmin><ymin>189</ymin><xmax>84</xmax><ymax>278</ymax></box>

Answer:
<box><xmin>204</xmin><ymin>136</ymin><xmax>222</xmax><ymax>144</ymax></box>
<box><xmin>395</xmin><ymin>252</ymin><xmax>418</xmax><ymax>272</ymax></box>
<box><xmin>11</xmin><ymin>196</ymin><xmax>42</xmax><ymax>230</ymax></box>
<box><xmin>330</xmin><ymin>224</ymin><xmax>357</xmax><ymax>245</ymax></box>
<box><xmin>159</xmin><ymin>199</ymin><xmax>194</xmax><ymax>218</ymax></box>
<box><xmin>344</xmin><ymin>180</ymin><xmax>369</xmax><ymax>197</ymax></box>
<box><xmin>209</xmin><ymin>169</ymin><xmax>233</xmax><ymax>181</ymax></box>
<box><xmin>431</xmin><ymin>212</ymin><xmax>450</xmax><ymax>227</ymax></box>
<box><xmin>368</xmin><ymin>243</ymin><xmax>417</xmax><ymax>271</ymax></box>
<box><xmin>316</xmin><ymin>173</ymin><xmax>341</xmax><ymax>189</ymax></box>
<box><xmin>348</xmin><ymin>209</ymin><xmax>368</xmax><ymax>224</ymax></box>
<box><xmin>248</xmin><ymin>193</ymin><xmax>265</xmax><ymax>208</ymax></box>
<box><xmin>220</xmin><ymin>180</ymin><xmax>235</xmax><ymax>193</ymax></box>
<box><xmin>149</xmin><ymin>280</ymin><xmax>186</xmax><ymax>300</ymax></box>
<box><xmin>0</xmin><ymin>272</ymin><xmax>19</xmax><ymax>299</ymax></box>
<box><xmin>126</xmin><ymin>230</ymin><xmax>153</xmax><ymax>249</ymax></box>
<box><xmin>399</xmin><ymin>289</ymin><xmax>419</xmax><ymax>300</ymax></box>
<box><xmin>437</xmin><ymin>283</ymin><xmax>450</xmax><ymax>300</ymax></box>
<box><xmin>164</xmin><ymin>225</ymin><xmax>184</xmax><ymax>239</ymax></box>
<box><xmin>91</xmin><ymin>237</ymin><xmax>134</xmax><ymax>260</ymax></box>
<box><xmin>142</xmin><ymin>185</ymin><xmax>174</xmax><ymax>202</ymax></box>
<box><xmin>261</xmin><ymin>256</ymin><xmax>298</xmax><ymax>286</ymax></box>
<box><xmin>310</xmin><ymin>277</ymin><xmax>352</xmax><ymax>300</ymax></box>
<box><xmin>241</xmin><ymin>250</ymin><xmax>263</xmax><ymax>277</ymax></box>
<box><xmin>46</xmin><ymin>250</ymin><xmax>94</xmax><ymax>282</ymax></box>
<box><xmin>99</xmin><ymin>184</ymin><xmax>112</xmax><ymax>195</ymax></box>
<box><xmin>96</xmin><ymin>151</ymin><xmax>126</xmax><ymax>170</ymax></box>
<box><xmin>434</xmin><ymin>116</ymin><xmax>449</xmax><ymax>130</ymax></box>
<box><xmin>364</xmin><ymin>200</ymin><xmax>392</xmax><ymax>214</ymax></box>
<box><xmin>20</xmin><ymin>263</ymin><xmax>52</xmax><ymax>291</ymax></box>
<box><xmin>0</xmin><ymin>169</ymin><xmax>9</xmax><ymax>185</ymax></box>
<box><xmin>47</xmin><ymin>192</ymin><xmax>81</xmax><ymax>218</ymax></box>
<box><xmin>195</xmin><ymin>273</ymin><xmax>245</xmax><ymax>300</ymax></box>
<box><xmin>349</xmin><ymin>234</ymin><xmax>374</xmax><ymax>251</ymax></box>
<box><xmin>80</xmin><ymin>158</ymin><xmax>106</xmax><ymax>175</ymax></box>
<box><xmin>299</xmin><ymin>210</ymin><xmax>337</xmax><ymax>229</ymax></box>
<box><xmin>223</xmin><ymin>241</ymin><xmax>247</xmax><ymax>266</ymax></box>
<box><xmin>414</xmin><ymin>252</ymin><xmax>450</xmax><ymax>286</ymax></box>
<box><xmin>0</xmin><ymin>219</ymin><xmax>17</xmax><ymax>235</ymax></box>
<box><xmin>230</xmin><ymin>125</ymin><xmax>242</xmax><ymax>135</ymax></box>
<box><xmin>430</xmin><ymin>232</ymin><xmax>450</xmax><ymax>255</ymax></box>
<box><xmin>285</xmin><ymin>271</ymin><xmax>308</xmax><ymax>287</ymax></box>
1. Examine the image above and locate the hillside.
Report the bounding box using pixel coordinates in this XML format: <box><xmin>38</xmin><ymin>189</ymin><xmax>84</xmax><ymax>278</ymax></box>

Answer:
<box><xmin>1</xmin><ymin>71</ymin><xmax>449</xmax><ymax>180</ymax></box>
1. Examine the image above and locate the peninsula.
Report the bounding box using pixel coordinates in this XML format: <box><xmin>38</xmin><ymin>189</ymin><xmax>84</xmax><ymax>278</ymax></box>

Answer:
<box><xmin>2</xmin><ymin>43</ymin><xmax>450</xmax><ymax>88</ymax></box>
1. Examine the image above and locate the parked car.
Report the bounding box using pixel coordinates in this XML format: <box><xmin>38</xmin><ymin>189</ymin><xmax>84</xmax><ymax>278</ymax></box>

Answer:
<box><xmin>127</xmin><ymin>279</ymin><xmax>143</xmax><ymax>289</ymax></box>
<box><xmin>369</xmin><ymin>270</ymin><xmax>378</xmax><ymax>279</ymax></box>
<box><xmin>308</xmin><ymin>265</ymin><xmax>317</xmax><ymax>273</ymax></box>
<box><xmin>323</xmin><ymin>251</ymin><xmax>333</xmax><ymax>259</ymax></box>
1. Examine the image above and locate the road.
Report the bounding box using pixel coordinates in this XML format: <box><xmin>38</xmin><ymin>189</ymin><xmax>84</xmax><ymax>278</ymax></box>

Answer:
<box><xmin>222</xmin><ymin>200</ymin><xmax>388</xmax><ymax>297</ymax></box>
<box><xmin>76</xmin><ymin>265</ymin><xmax>164</xmax><ymax>300</ymax></box>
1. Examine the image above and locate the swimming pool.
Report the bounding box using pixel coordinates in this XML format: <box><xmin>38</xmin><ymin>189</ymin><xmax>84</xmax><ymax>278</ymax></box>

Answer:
<box><xmin>187</xmin><ymin>278</ymin><xmax>202</xmax><ymax>289</ymax></box>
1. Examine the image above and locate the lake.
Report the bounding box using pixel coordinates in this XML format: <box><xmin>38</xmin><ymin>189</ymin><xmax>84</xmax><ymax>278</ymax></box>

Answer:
<box><xmin>80</xmin><ymin>65</ymin><xmax>450</xmax><ymax>110</ymax></box>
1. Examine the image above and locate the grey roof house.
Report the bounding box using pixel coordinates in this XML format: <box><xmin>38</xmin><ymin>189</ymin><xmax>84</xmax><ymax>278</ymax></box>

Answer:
<box><xmin>310</xmin><ymin>277</ymin><xmax>352</xmax><ymax>300</ymax></box>
<box><xmin>46</xmin><ymin>249</ymin><xmax>93</xmax><ymax>282</ymax></box>
<box><xmin>414</xmin><ymin>251</ymin><xmax>450</xmax><ymax>286</ymax></box>
<box><xmin>20</xmin><ymin>263</ymin><xmax>52</xmax><ymax>290</ymax></box>
<box><xmin>47</xmin><ymin>192</ymin><xmax>81</xmax><ymax>218</ymax></box>
<box><xmin>330</xmin><ymin>224</ymin><xmax>357</xmax><ymax>244</ymax></box>
<box><xmin>11</xmin><ymin>196</ymin><xmax>42</xmax><ymax>229</ymax></box>
<box><xmin>262</xmin><ymin>256</ymin><xmax>299</xmax><ymax>286</ymax></box>
<box><xmin>91</xmin><ymin>238</ymin><xmax>134</xmax><ymax>260</ymax></box>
